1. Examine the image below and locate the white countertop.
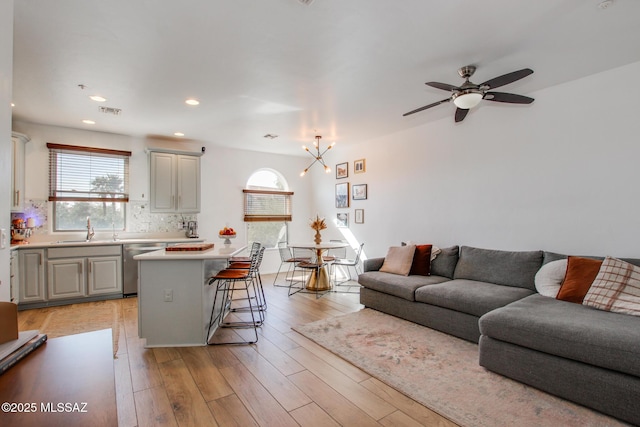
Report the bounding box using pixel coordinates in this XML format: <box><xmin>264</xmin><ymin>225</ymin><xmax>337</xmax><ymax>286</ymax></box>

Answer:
<box><xmin>10</xmin><ymin>237</ymin><xmax>205</xmax><ymax>249</ymax></box>
<box><xmin>134</xmin><ymin>244</ymin><xmax>246</xmax><ymax>260</ymax></box>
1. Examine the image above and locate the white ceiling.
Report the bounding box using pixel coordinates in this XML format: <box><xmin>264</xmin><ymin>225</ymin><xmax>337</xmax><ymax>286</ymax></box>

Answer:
<box><xmin>11</xmin><ymin>0</ymin><xmax>640</xmax><ymax>156</ymax></box>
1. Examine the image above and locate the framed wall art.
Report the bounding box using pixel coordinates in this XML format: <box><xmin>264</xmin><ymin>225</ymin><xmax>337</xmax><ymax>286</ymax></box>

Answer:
<box><xmin>355</xmin><ymin>209</ymin><xmax>364</xmax><ymax>224</ymax></box>
<box><xmin>336</xmin><ymin>162</ymin><xmax>348</xmax><ymax>179</ymax></box>
<box><xmin>354</xmin><ymin>158</ymin><xmax>366</xmax><ymax>174</ymax></box>
<box><xmin>352</xmin><ymin>184</ymin><xmax>367</xmax><ymax>200</ymax></box>
<box><xmin>335</xmin><ymin>182</ymin><xmax>349</xmax><ymax>208</ymax></box>
<box><xmin>337</xmin><ymin>212</ymin><xmax>349</xmax><ymax>228</ymax></box>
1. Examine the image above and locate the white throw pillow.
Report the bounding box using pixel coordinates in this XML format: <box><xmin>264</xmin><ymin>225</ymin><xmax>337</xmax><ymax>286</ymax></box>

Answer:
<box><xmin>380</xmin><ymin>245</ymin><xmax>416</xmax><ymax>276</ymax></box>
<box><xmin>534</xmin><ymin>259</ymin><xmax>567</xmax><ymax>297</ymax></box>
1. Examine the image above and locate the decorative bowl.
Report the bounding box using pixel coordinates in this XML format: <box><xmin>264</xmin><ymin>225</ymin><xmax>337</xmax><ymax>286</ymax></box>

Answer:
<box><xmin>219</xmin><ymin>234</ymin><xmax>236</xmax><ymax>245</ymax></box>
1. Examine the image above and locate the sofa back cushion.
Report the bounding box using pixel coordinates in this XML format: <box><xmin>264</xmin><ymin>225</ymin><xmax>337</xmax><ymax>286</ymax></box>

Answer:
<box><xmin>430</xmin><ymin>245</ymin><xmax>459</xmax><ymax>279</ymax></box>
<box><xmin>453</xmin><ymin>246</ymin><xmax>543</xmax><ymax>290</ymax></box>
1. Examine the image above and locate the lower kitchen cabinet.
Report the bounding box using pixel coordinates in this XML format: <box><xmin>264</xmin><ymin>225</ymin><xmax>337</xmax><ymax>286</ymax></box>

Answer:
<box><xmin>18</xmin><ymin>249</ymin><xmax>46</xmax><ymax>303</ymax></box>
<box><xmin>47</xmin><ymin>258</ymin><xmax>86</xmax><ymax>300</ymax></box>
<box><xmin>88</xmin><ymin>256</ymin><xmax>122</xmax><ymax>295</ymax></box>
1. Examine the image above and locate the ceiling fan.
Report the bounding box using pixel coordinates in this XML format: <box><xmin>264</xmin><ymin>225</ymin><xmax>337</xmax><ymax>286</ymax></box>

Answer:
<box><xmin>403</xmin><ymin>65</ymin><xmax>534</xmax><ymax>122</ymax></box>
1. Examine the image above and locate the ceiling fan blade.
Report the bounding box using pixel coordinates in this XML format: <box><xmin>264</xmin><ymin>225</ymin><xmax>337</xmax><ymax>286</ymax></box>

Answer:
<box><xmin>426</xmin><ymin>82</ymin><xmax>460</xmax><ymax>92</ymax></box>
<box><xmin>484</xmin><ymin>92</ymin><xmax>534</xmax><ymax>104</ymax></box>
<box><xmin>454</xmin><ymin>108</ymin><xmax>469</xmax><ymax>123</ymax></box>
<box><xmin>481</xmin><ymin>68</ymin><xmax>533</xmax><ymax>90</ymax></box>
<box><xmin>402</xmin><ymin>98</ymin><xmax>450</xmax><ymax>117</ymax></box>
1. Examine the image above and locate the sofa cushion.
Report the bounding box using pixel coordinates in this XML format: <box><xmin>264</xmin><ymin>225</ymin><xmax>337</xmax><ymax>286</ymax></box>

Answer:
<box><xmin>358</xmin><ymin>271</ymin><xmax>449</xmax><ymax>301</ymax></box>
<box><xmin>583</xmin><ymin>256</ymin><xmax>640</xmax><ymax>317</ymax></box>
<box><xmin>409</xmin><ymin>244</ymin><xmax>433</xmax><ymax>276</ymax></box>
<box><xmin>453</xmin><ymin>246</ymin><xmax>543</xmax><ymax>291</ymax></box>
<box><xmin>379</xmin><ymin>245</ymin><xmax>415</xmax><ymax>276</ymax></box>
<box><xmin>555</xmin><ymin>256</ymin><xmax>602</xmax><ymax>303</ymax></box>
<box><xmin>429</xmin><ymin>245</ymin><xmax>459</xmax><ymax>279</ymax></box>
<box><xmin>414</xmin><ymin>279</ymin><xmax>535</xmax><ymax>318</ymax></box>
<box><xmin>479</xmin><ymin>293</ymin><xmax>640</xmax><ymax>378</ymax></box>
<box><xmin>534</xmin><ymin>259</ymin><xmax>566</xmax><ymax>297</ymax></box>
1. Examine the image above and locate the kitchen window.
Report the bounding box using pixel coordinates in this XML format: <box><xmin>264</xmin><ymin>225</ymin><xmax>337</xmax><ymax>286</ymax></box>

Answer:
<box><xmin>48</xmin><ymin>143</ymin><xmax>131</xmax><ymax>231</ymax></box>
<box><xmin>244</xmin><ymin>169</ymin><xmax>292</xmax><ymax>248</ymax></box>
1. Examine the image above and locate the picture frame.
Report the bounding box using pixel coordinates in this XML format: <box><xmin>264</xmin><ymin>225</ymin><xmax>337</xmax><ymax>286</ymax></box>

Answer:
<box><xmin>354</xmin><ymin>158</ymin><xmax>366</xmax><ymax>174</ymax></box>
<box><xmin>336</xmin><ymin>212</ymin><xmax>349</xmax><ymax>228</ymax></box>
<box><xmin>335</xmin><ymin>182</ymin><xmax>350</xmax><ymax>208</ymax></box>
<box><xmin>355</xmin><ymin>209</ymin><xmax>364</xmax><ymax>224</ymax></box>
<box><xmin>336</xmin><ymin>162</ymin><xmax>348</xmax><ymax>179</ymax></box>
<box><xmin>352</xmin><ymin>184</ymin><xmax>368</xmax><ymax>200</ymax></box>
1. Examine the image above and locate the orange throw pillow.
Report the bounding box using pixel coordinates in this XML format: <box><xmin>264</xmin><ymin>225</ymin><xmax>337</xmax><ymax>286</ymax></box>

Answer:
<box><xmin>410</xmin><ymin>244</ymin><xmax>433</xmax><ymax>276</ymax></box>
<box><xmin>556</xmin><ymin>256</ymin><xmax>603</xmax><ymax>303</ymax></box>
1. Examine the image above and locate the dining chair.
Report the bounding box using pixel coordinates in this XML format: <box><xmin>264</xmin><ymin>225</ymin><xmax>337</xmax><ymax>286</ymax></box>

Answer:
<box><xmin>273</xmin><ymin>242</ymin><xmax>309</xmax><ymax>286</ymax></box>
<box><xmin>323</xmin><ymin>239</ymin><xmax>347</xmax><ymax>262</ymax></box>
<box><xmin>289</xmin><ymin>247</ymin><xmax>327</xmax><ymax>297</ymax></box>
<box><xmin>330</xmin><ymin>242</ymin><xmax>365</xmax><ymax>290</ymax></box>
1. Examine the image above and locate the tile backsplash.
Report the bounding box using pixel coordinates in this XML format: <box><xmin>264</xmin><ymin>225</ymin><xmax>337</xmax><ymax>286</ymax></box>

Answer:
<box><xmin>13</xmin><ymin>199</ymin><xmax>197</xmax><ymax>237</ymax></box>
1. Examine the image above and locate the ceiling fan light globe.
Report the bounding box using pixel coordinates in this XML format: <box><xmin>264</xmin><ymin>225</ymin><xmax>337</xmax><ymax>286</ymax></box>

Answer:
<box><xmin>453</xmin><ymin>92</ymin><xmax>483</xmax><ymax>109</ymax></box>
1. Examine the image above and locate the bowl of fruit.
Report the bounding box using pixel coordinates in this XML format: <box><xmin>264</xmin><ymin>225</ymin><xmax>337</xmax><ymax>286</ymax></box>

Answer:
<box><xmin>218</xmin><ymin>227</ymin><xmax>237</xmax><ymax>245</ymax></box>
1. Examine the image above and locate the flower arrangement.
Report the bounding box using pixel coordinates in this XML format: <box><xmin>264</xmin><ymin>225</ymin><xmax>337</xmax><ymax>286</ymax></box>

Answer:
<box><xmin>310</xmin><ymin>215</ymin><xmax>327</xmax><ymax>244</ymax></box>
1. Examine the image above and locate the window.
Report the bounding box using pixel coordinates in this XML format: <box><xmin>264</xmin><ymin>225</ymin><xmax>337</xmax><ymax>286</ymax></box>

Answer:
<box><xmin>244</xmin><ymin>169</ymin><xmax>292</xmax><ymax>248</ymax></box>
<box><xmin>48</xmin><ymin>143</ymin><xmax>131</xmax><ymax>231</ymax></box>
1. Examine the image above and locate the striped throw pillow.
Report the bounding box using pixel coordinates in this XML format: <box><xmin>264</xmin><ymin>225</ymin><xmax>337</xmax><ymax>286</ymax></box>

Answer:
<box><xmin>583</xmin><ymin>256</ymin><xmax>640</xmax><ymax>316</ymax></box>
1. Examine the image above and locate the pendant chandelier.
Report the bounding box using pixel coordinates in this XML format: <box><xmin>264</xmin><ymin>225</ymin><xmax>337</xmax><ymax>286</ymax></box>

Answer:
<box><xmin>300</xmin><ymin>135</ymin><xmax>335</xmax><ymax>177</ymax></box>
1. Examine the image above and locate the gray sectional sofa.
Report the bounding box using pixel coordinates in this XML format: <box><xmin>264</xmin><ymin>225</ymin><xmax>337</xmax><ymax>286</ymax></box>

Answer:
<box><xmin>358</xmin><ymin>245</ymin><xmax>640</xmax><ymax>425</ymax></box>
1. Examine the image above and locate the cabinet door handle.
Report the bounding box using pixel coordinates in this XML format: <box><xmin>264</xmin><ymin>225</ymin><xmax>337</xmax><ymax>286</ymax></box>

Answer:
<box><xmin>17</xmin><ymin>190</ymin><xmax>20</xmax><ymax>205</ymax></box>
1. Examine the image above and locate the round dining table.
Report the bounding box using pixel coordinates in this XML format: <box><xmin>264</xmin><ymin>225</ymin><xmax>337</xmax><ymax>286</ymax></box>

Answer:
<box><xmin>288</xmin><ymin>241</ymin><xmax>349</xmax><ymax>291</ymax></box>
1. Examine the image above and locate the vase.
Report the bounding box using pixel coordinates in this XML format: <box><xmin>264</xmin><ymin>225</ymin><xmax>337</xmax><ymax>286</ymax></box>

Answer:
<box><xmin>314</xmin><ymin>230</ymin><xmax>322</xmax><ymax>245</ymax></box>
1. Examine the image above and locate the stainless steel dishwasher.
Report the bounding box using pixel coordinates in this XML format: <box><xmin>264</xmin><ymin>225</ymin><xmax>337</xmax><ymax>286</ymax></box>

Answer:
<box><xmin>123</xmin><ymin>242</ymin><xmax>167</xmax><ymax>296</ymax></box>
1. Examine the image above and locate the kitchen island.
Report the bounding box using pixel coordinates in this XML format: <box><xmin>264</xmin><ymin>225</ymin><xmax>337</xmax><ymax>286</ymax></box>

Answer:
<box><xmin>135</xmin><ymin>244</ymin><xmax>245</xmax><ymax>347</ymax></box>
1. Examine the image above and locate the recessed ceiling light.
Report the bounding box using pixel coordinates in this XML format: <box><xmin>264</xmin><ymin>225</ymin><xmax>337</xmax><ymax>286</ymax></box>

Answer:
<box><xmin>89</xmin><ymin>95</ymin><xmax>107</xmax><ymax>102</ymax></box>
<box><xmin>174</xmin><ymin>132</ymin><xmax>185</xmax><ymax>137</ymax></box>
<box><xmin>11</xmin><ymin>103</ymin><xmax>15</xmax><ymax>107</ymax></box>
<box><xmin>185</xmin><ymin>98</ymin><xmax>200</xmax><ymax>106</ymax></box>
<box><xmin>82</xmin><ymin>119</ymin><xmax>96</xmax><ymax>125</ymax></box>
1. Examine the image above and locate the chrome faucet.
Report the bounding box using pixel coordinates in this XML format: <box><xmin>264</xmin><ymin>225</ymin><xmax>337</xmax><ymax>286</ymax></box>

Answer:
<box><xmin>86</xmin><ymin>217</ymin><xmax>95</xmax><ymax>241</ymax></box>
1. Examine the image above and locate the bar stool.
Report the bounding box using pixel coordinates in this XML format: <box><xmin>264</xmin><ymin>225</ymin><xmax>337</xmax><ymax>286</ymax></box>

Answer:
<box><xmin>206</xmin><ymin>247</ymin><xmax>264</xmax><ymax>345</ymax></box>
<box><xmin>227</xmin><ymin>244</ymin><xmax>266</xmax><ymax>312</ymax></box>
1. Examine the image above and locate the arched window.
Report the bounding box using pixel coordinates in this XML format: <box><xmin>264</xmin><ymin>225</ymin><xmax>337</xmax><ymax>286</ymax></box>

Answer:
<box><xmin>244</xmin><ymin>169</ymin><xmax>292</xmax><ymax>248</ymax></box>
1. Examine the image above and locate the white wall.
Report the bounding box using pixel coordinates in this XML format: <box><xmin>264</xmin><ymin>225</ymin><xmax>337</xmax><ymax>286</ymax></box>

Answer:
<box><xmin>313</xmin><ymin>60</ymin><xmax>640</xmax><ymax>260</ymax></box>
<box><xmin>0</xmin><ymin>0</ymin><xmax>14</xmax><ymax>302</ymax></box>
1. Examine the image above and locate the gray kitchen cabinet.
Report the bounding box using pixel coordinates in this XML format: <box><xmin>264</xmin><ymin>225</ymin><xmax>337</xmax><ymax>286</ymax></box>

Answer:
<box><xmin>11</xmin><ymin>132</ymin><xmax>30</xmax><ymax>212</ymax></box>
<box><xmin>18</xmin><ymin>249</ymin><xmax>46</xmax><ymax>303</ymax></box>
<box><xmin>47</xmin><ymin>245</ymin><xmax>123</xmax><ymax>302</ymax></box>
<box><xmin>47</xmin><ymin>258</ymin><xmax>86</xmax><ymax>300</ymax></box>
<box><xmin>149</xmin><ymin>151</ymin><xmax>201</xmax><ymax>213</ymax></box>
<box><xmin>88</xmin><ymin>255</ymin><xmax>122</xmax><ymax>295</ymax></box>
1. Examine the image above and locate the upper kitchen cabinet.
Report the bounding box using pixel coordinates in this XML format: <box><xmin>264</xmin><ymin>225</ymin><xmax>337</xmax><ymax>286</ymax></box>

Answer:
<box><xmin>149</xmin><ymin>150</ymin><xmax>201</xmax><ymax>213</ymax></box>
<box><xmin>11</xmin><ymin>132</ymin><xmax>30</xmax><ymax>212</ymax></box>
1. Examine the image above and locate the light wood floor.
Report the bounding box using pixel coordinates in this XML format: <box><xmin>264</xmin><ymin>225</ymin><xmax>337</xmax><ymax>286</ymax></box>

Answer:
<box><xmin>17</xmin><ymin>273</ymin><xmax>458</xmax><ymax>427</ymax></box>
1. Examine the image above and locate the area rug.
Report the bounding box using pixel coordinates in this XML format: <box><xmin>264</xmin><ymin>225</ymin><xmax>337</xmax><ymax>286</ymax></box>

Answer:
<box><xmin>38</xmin><ymin>300</ymin><xmax>121</xmax><ymax>356</ymax></box>
<box><xmin>292</xmin><ymin>309</ymin><xmax>627</xmax><ymax>427</ymax></box>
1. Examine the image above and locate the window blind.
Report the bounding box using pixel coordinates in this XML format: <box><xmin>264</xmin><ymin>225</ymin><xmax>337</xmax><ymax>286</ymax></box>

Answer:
<box><xmin>48</xmin><ymin>143</ymin><xmax>131</xmax><ymax>202</ymax></box>
<box><xmin>243</xmin><ymin>189</ymin><xmax>293</xmax><ymax>222</ymax></box>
